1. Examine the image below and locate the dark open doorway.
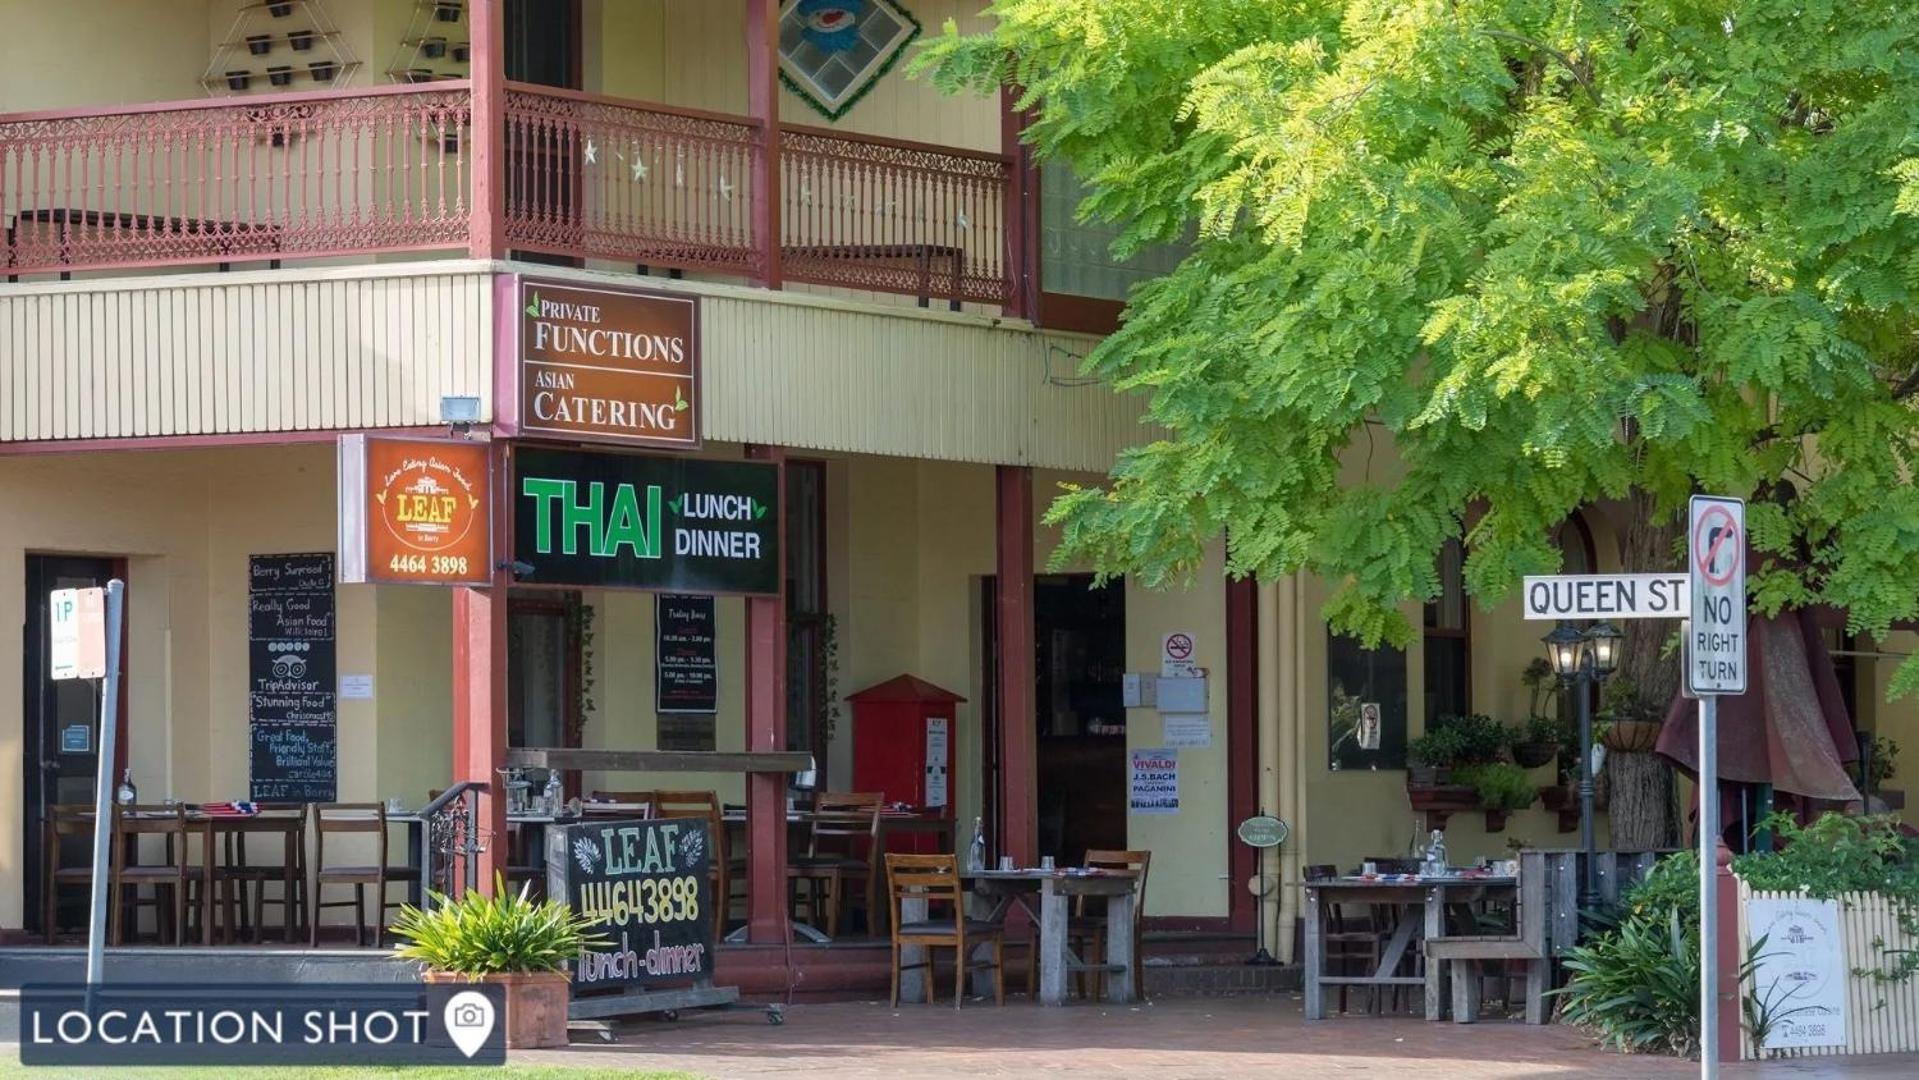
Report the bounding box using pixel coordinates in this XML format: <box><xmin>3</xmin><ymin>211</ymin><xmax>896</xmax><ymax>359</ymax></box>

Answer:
<box><xmin>1034</xmin><ymin>574</ymin><xmax>1126</xmax><ymax>862</ymax></box>
<box><xmin>22</xmin><ymin>554</ymin><xmax>125</xmax><ymax>938</ymax></box>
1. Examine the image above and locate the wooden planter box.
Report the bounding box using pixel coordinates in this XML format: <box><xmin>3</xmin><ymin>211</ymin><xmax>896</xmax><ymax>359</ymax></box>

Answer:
<box><xmin>1406</xmin><ymin>782</ymin><xmax>1478</xmax><ymax>830</ymax></box>
<box><xmin>423</xmin><ymin>970</ymin><xmax>569</xmax><ymax>1049</ymax></box>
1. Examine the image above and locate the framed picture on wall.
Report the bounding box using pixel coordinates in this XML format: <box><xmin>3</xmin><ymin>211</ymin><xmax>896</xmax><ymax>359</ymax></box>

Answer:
<box><xmin>1328</xmin><ymin>635</ymin><xmax>1407</xmax><ymax>770</ymax></box>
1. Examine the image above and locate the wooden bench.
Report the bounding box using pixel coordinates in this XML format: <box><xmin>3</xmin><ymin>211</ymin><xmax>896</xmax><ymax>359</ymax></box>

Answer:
<box><xmin>1425</xmin><ymin>850</ymin><xmax>1550</xmax><ymax>1024</ymax></box>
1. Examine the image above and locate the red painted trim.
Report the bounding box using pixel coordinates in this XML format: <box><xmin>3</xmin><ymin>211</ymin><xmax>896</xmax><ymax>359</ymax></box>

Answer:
<box><xmin>468</xmin><ymin>0</ymin><xmax>506</xmax><ymax>260</ymax></box>
<box><xmin>491</xmin><ymin>272</ymin><xmax>522</xmax><ymax>438</ymax></box>
<box><xmin>0</xmin><ymin>426</ymin><xmax>454</xmax><ymax>456</ymax></box>
<box><xmin>1037</xmin><ymin>292</ymin><xmax>1124</xmax><ymax>336</ymax></box>
<box><xmin>451</xmin><ymin>439</ymin><xmax>512</xmax><ymax>892</ymax></box>
<box><xmin>1225</xmin><ymin>576</ymin><xmax>1258</xmax><ymax>933</ymax></box>
<box><xmin>0</xmin><ymin>81</ymin><xmax>469</xmax><ymax>124</ymax></box>
<box><xmin>108</xmin><ymin>556</ymin><xmax>131</xmax><ymax>780</ymax></box>
<box><xmin>743</xmin><ymin>443</ymin><xmax>790</xmax><ymax>946</ymax></box>
<box><xmin>745</xmin><ymin>0</ymin><xmax>781</xmax><ymax>288</ymax></box>
<box><xmin>995</xmin><ymin>466</ymin><xmax>1037</xmax><ymax>867</ymax></box>
<box><xmin>1715</xmin><ymin>843</ymin><xmax>1743</xmax><ymax>1062</ymax></box>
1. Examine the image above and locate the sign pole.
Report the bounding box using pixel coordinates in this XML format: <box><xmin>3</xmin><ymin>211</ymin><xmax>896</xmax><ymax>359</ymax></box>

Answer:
<box><xmin>1699</xmin><ymin>692</ymin><xmax>1719</xmax><ymax>1079</ymax></box>
<box><xmin>85</xmin><ymin>579</ymin><xmax>127</xmax><ymax>989</ymax></box>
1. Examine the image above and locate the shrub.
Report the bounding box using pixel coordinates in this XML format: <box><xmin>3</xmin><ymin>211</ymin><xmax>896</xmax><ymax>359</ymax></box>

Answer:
<box><xmin>1408</xmin><ymin>712</ymin><xmax>1508</xmax><ymax>768</ymax></box>
<box><xmin>1455</xmin><ymin>763</ymin><xmax>1538</xmax><ymax>811</ymax></box>
<box><xmin>391</xmin><ymin>874</ymin><xmax>609</xmax><ymax>978</ymax></box>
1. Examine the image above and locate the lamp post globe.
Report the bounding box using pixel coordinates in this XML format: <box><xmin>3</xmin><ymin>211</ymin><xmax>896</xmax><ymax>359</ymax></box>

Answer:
<box><xmin>1585</xmin><ymin>621</ymin><xmax>1623</xmax><ymax>678</ymax></box>
<box><xmin>1543</xmin><ymin>621</ymin><xmax>1586</xmax><ymax>679</ymax></box>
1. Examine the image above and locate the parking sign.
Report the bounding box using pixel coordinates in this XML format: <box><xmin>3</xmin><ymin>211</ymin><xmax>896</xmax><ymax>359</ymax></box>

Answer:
<box><xmin>1686</xmin><ymin>495</ymin><xmax>1746</xmax><ymax>695</ymax></box>
<box><xmin>49</xmin><ymin>587</ymin><xmax>107</xmax><ymax>681</ymax></box>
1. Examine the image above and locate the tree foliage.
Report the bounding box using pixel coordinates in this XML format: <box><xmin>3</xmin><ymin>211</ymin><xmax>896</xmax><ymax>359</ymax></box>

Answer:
<box><xmin>920</xmin><ymin>1</ymin><xmax>1919</xmax><ymax>685</ymax></box>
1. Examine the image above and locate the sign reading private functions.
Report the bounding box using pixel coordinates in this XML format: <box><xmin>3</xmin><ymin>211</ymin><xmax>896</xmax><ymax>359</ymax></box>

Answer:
<box><xmin>512</xmin><ymin>447</ymin><xmax>779</xmax><ymax>595</ymax></box>
<box><xmin>547</xmin><ymin>817</ymin><xmax>715</xmax><ymax>990</ymax></box>
<box><xmin>1521</xmin><ymin>573</ymin><xmax>1691</xmax><ymax>620</ymax></box>
<box><xmin>1688</xmin><ymin>494</ymin><xmax>1748</xmax><ymax>694</ymax></box>
<box><xmin>519</xmin><ymin>279</ymin><xmax>699</xmax><ymax>449</ymax></box>
<box><xmin>337</xmin><ymin>435</ymin><xmax>492</xmax><ymax>586</ymax></box>
<box><xmin>249</xmin><ymin>553</ymin><xmax>337</xmax><ymax>803</ymax></box>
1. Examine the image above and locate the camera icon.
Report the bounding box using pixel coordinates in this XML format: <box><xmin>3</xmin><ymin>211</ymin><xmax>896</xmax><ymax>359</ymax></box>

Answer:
<box><xmin>441</xmin><ymin>990</ymin><xmax>496</xmax><ymax>1058</ymax></box>
<box><xmin>451</xmin><ymin>1003</ymin><xmax>485</xmax><ymax>1027</ymax></box>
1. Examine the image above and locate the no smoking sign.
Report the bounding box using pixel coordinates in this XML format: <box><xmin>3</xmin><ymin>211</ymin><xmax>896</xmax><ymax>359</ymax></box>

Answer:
<box><xmin>1687</xmin><ymin>495</ymin><xmax>1747</xmax><ymax>694</ymax></box>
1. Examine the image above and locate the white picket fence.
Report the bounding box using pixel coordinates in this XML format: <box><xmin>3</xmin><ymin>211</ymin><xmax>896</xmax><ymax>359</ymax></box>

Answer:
<box><xmin>1738</xmin><ymin>881</ymin><xmax>1919</xmax><ymax>1059</ymax></box>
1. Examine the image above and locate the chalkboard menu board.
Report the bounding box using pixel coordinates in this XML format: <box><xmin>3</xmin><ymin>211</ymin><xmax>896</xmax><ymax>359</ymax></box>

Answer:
<box><xmin>547</xmin><ymin>818</ymin><xmax>714</xmax><ymax>989</ymax></box>
<box><xmin>249</xmin><ymin>553</ymin><xmax>338</xmax><ymax>802</ymax></box>
<box><xmin>655</xmin><ymin>595</ymin><xmax>717</xmax><ymax>714</ymax></box>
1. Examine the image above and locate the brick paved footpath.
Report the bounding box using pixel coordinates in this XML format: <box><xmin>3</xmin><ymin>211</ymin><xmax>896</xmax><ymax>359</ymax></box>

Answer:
<box><xmin>524</xmin><ymin>995</ymin><xmax>1919</xmax><ymax>1079</ymax></box>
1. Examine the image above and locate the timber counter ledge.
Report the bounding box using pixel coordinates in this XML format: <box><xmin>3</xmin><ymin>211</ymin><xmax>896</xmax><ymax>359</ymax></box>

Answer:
<box><xmin>505</xmin><ymin>748</ymin><xmax>815</xmax><ymax>774</ymax></box>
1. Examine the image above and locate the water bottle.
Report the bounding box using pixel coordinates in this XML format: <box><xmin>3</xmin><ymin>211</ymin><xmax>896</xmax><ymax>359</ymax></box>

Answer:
<box><xmin>967</xmin><ymin>816</ymin><xmax>985</xmax><ymax>872</ymax></box>
<box><xmin>542</xmin><ymin>769</ymin><xmax>563</xmax><ymax>815</ymax></box>
<box><xmin>115</xmin><ymin>768</ymin><xmax>137</xmax><ymax>806</ymax></box>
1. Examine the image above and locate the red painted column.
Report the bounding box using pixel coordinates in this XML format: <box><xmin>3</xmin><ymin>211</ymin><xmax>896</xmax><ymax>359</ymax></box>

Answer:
<box><xmin>744</xmin><ymin>444</ymin><xmax>789</xmax><ymax>944</ymax></box>
<box><xmin>744</xmin><ymin>0</ymin><xmax>782</xmax><ymax>288</ymax></box>
<box><xmin>1225</xmin><ymin>576</ymin><xmax>1258</xmax><ymax>932</ymax></box>
<box><xmin>467</xmin><ymin>0</ymin><xmax>506</xmax><ymax>259</ymax></box>
<box><xmin>1715</xmin><ymin>842</ymin><xmax>1743</xmax><ymax>1061</ymax></box>
<box><xmin>451</xmin><ymin>439</ymin><xmax>511</xmax><ymax>892</ymax></box>
<box><xmin>994</xmin><ymin>466</ymin><xmax>1037</xmax><ymax>866</ymax></box>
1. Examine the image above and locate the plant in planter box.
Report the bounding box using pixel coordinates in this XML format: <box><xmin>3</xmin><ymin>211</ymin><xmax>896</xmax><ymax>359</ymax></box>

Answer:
<box><xmin>1408</xmin><ymin>712</ymin><xmax>1506</xmax><ymax>782</ymax></box>
<box><xmin>391</xmin><ymin>875</ymin><xmax>608</xmax><ymax>1049</ymax></box>
<box><xmin>1512</xmin><ymin>659</ymin><xmax>1564</xmax><ymax>769</ymax></box>
<box><xmin>1456</xmin><ymin>762</ymin><xmax>1538</xmax><ymax>831</ymax></box>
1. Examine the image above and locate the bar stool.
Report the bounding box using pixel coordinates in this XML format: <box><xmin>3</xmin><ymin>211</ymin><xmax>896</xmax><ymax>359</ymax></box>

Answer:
<box><xmin>41</xmin><ymin>803</ymin><xmax>95</xmax><ymax>944</ymax></box>
<box><xmin>311</xmin><ymin>803</ymin><xmax>411</xmax><ymax>947</ymax></box>
<box><xmin>109</xmin><ymin>804</ymin><xmax>207</xmax><ymax>945</ymax></box>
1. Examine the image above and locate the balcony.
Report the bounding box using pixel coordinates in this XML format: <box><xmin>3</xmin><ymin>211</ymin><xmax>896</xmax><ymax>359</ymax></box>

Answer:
<box><xmin>0</xmin><ymin>81</ymin><xmax>1014</xmax><ymax>308</ymax></box>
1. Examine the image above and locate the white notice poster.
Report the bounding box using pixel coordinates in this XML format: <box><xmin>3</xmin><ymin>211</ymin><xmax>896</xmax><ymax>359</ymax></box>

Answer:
<box><xmin>924</xmin><ymin>716</ymin><xmax>950</xmax><ymax>809</ymax></box>
<box><xmin>1129</xmin><ymin>747</ymin><xmax>1180</xmax><ymax>815</ymax></box>
<box><xmin>1162</xmin><ymin>714</ymin><xmax>1212</xmax><ymax>748</ymax></box>
<box><xmin>1746</xmin><ymin>897</ymin><xmax>1847</xmax><ymax>1049</ymax></box>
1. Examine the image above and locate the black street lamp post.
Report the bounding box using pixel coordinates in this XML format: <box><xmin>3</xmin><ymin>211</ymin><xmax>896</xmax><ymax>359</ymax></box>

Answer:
<box><xmin>1544</xmin><ymin>619</ymin><xmax>1622</xmax><ymax>907</ymax></box>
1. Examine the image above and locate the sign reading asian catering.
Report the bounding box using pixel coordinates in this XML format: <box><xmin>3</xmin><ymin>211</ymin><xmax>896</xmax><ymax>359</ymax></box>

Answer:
<box><xmin>519</xmin><ymin>279</ymin><xmax>699</xmax><ymax>449</ymax></box>
<box><xmin>337</xmin><ymin>435</ymin><xmax>492</xmax><ymax>586</ymax></box>
<box><xmin>512</xmin><ymin>446</ymin><xmax>778</xmax><ymax>595</ymax></box>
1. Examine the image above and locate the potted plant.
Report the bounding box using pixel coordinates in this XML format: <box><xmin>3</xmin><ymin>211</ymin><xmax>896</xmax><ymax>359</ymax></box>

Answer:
<box><xmin>267</xmin><ymin>65</ymin><xmax>294</xmax><ymax>87</ymax></box>
<box><xmin>246</xmin><ymin>33</ymin><xmax>273</xmax><ymax>56</ymax></box>
<box><xmin>422</xmin><ymin>36</ymin><xmax>448</xmax><ymax>59</ymax></box>
<box><xmin>435</xmin><ymin>0</ymin><xmax>464</xmax><ymax>22</ymax></box>
<box><xmin>1406</xmin><ymin>713</ymin><xmax>1508</xmax><ymax>826</ymax></box>
<box><xmin>452</xmin><ymin>41</ymin><xmax>471</xmax><ymax>63</ymax></box>
<box><xmin>308</xmin><ymin>59</ymin><xmax>338</xmax><ymax>83</ymax></box>
<box><xmin>1510</xmin><ymin>659</ymin><xmax>1563</xmax><ymax>768</ymax></box>
<box><xmin>1866</xmin><ymin>733</ymin><xmax>1903</xmax><ymax>809</ymax></box>
<box><xmin>1597</xmin><ymin>676</ymin><xmax>1662</xmax><ymax>752</ymax></box>
<box><xmin>267</xmin><ymin>0</ymin><xmax>295</xmax><ymax>16</ymax></box>
<box><xmin>391</xmin><ymin>875</ymin><xmax>608</xmax><ymax>1049</ymax></box>
<box><xmin>1456</xmin><ymin>762</ymin><xmax>1538</xmax><ymax>832</ymax></box>
<box><xmin>225</xmin><ymin>70</ymin><xmax>253</xmax><ymax>91</ymax></box>
<box><xmin>289</xmin><ymin>29</ymin><xmax>315</xmax><ymax>51</ymax></box>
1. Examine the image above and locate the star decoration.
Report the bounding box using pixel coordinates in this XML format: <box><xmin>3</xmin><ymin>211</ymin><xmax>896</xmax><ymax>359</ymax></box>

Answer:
<box><xmin>583</xmin><ymin>137</ymin><xmax>597</xmax><ymax>165</ymax></box>
<box><xmin>718</xmin><ymin>174</ymin><xmax>733</xmax><ymax>200</ymax></box>
<box><xmin>632</xmin><ymin>156</ymin><xmax>648</xmax><ymax>182</ymax></box>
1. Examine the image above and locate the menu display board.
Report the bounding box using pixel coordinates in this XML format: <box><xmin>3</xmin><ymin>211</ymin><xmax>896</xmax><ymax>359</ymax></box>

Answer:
<box><xmin>249</xmin><ymin>553</ymin><xmax>338</xmax><ymax>802</ymax></box>
<box><xmin>547</xmin><ymin>817</ymin><xmax>715</xmax><ymax>990</ymax></box>
<box><xmin>655</xmin><ymin>595</ymin><xmax>717</xmax><ymax>714</ymax></box>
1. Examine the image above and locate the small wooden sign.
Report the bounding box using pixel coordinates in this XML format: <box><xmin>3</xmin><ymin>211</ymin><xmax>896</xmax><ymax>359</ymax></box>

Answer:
<box><xmin>338</xmin><ymin>435</ymin><xmax>492</xmax><ymax>586</ymax></box>
<box><xmin>519</xmin><ymin>279</ymin><xmax>699</xmax><ymax>449</ymax></box>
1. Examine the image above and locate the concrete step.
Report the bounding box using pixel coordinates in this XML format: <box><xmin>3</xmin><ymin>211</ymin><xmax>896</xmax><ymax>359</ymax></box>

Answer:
<box><xmin>1144</xmin><ymin>960</ymin><xmax>1300</xmax><ymax>998</ymax></box>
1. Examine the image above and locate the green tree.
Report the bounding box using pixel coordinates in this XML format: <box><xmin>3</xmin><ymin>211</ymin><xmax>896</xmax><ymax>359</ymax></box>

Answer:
<box><xmin>922</xmin><ymin>0</ymin><xmax>1919</xmax><ymax>847</ymax></box>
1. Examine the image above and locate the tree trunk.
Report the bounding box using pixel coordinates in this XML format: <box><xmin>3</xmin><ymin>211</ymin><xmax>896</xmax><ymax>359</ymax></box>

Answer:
<box><xmin>1608</xmin><ymin>488</ymin><xmax>1681</xmax><ymax>850</ymax></box>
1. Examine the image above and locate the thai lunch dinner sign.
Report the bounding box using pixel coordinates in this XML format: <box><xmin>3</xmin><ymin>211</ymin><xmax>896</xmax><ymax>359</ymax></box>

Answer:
<box><xmin>512</xmin><ymin>447</ymin><xmax>779</xmax><ymax>595</ymax></box>
<box><xmin>547</xmin><ymin>817</ymin><xmax>714</xmax><ymax>990</ymax></box>
<box><xmin>519</xmin><ymin>279</ymin><xmax>699</xmax><ymax>449</ymax></box>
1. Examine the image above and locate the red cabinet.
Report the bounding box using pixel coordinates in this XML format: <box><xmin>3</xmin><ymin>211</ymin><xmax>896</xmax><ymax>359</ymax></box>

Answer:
<box><xmin>848</xmin><ymin>675</ymin><xmax>964</xmax><ymax>849</ymax></box>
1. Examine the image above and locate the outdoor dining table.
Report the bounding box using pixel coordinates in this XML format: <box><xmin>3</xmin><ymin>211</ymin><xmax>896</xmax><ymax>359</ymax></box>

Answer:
<box><xmin>1302</xmin><ymin>873</ymin><xmax>1516</xmax><ymax>1022</ymax></box>
<box><xmin>895</xmin><ymin>867</ymin><xmax>1142</xmax><ymax>1007</ymax></box>
<box><xmin>81</xmin><ymin>806</ymin><xmax>305</xmax><ymax>945</ymax></box>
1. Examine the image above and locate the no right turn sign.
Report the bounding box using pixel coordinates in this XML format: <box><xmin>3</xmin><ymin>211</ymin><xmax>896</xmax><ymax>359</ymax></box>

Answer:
<box><xmin>1687</xmin><ymin>495</ymin><xmax>1747</xmax><ymax>695</ymax></box>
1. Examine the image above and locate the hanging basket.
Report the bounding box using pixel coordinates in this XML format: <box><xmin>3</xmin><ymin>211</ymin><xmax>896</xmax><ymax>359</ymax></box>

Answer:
<box><xmin>1602</xmin><ymin>719</ymin><xmax>1662</xmax><ymax>753</ymax></box>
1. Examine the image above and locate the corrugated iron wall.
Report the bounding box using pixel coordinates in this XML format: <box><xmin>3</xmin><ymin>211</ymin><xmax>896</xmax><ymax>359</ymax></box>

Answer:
<box><xmin>1</xmin><ymin>265</ymin><xmax>493</xmax><ymax>442</ymax></box>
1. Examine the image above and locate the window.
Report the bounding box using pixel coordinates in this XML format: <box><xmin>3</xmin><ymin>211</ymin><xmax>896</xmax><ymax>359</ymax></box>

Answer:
<box><xmin>785</xmin><ymin>461</ymin><xmax>830</xmax><ymax>763</ymax></box>
<box><xmin>1423</xmin><ymin>538</ymin><xmax>1469</xmax><ymax>722</ymax></box>
<box><xmin>508</xmin><ymin>596</ymin><xmax>573</xmax><ymax>750</ymax></box>
<box><xmin>1037</xmin><ymin>162</ymin><xmax>1191</xmax><ymax>333</ymax></box>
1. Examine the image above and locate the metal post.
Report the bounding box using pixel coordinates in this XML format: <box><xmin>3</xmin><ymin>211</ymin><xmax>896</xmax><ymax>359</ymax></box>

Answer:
<box><xmin>1699</xmin><ymin>693</ymin><xmax>1720</xmax><ymax>1079</ymax></box>
<box><xmin>85</xmin><ymin>580</ymin><xmax>127</xmax><ymax>988</ymax></box>
<box><xmin>1576</xmin><ymin>661</ymin><xmax>1597</xmax><ymax>908</ymax></box>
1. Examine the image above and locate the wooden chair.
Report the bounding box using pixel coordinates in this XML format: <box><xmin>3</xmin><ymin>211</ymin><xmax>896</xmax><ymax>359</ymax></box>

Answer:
<box><xmin>109</xmin><ymin>804</ymin><xmax>207</xmax><ymax>945</ymax></box>
<box><xmin>884</xmin><ymin>852</ymin><xmax>1004</xmax><ymax>1008</ymax></box>
<box><xmin>1424</xmin><ymin>850</ymin><xmax>1552</xmax><ymax>1024</ymax></box>
<box><xmin>216</xmin><ymin>803</ymin><xmax>308</xmax><ymax>943</ymax></box>
<box><xmin>786</xmin><ymin>792</ymin><xmax>882</xmax><ymax>938</ymax></box>
<box><xmin>1304</xmin><ymin>863</ymin><xmax>1402</xmax><ymax>1014</ymax></box>
<box><xmin>1072</xmin><ymin>848</ymin><xmax>1152</xmax><ymax>1000</ymax></box>
<box><xmin>650</xmin><ymin>791</ymin><xmax>729</xmax><ymax>939</ymax></box>
<box><xmin>587</xmin><ymin>790</ymin><xmax>656</xmax><ymax>817</ymax></box>
<box><xmin>311</xmin><ymin>803</ymin><xmax>411</xmax><ymax>947</ymax></box>
<box><xmin>42</xmin><ymin>803</ymin><xmax>96</xmax><ymax>943</ymax></box>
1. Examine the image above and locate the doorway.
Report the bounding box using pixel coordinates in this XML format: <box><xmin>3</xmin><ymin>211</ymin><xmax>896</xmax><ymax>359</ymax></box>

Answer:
<box><xmin>22</xmin><ymin>554</ymin><xmax>125</xmax><ymax>937</ymax></box>
<box><xmin>1034</xmin><ymin>574</ymin><xmax>1126</xmax><ymax>862</ymax></box>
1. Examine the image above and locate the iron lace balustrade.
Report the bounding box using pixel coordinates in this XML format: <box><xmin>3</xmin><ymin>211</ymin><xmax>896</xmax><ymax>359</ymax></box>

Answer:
<box><xmin>778</xmin><ymin>123</ymin><xmax>1012</xmax><ymax>308</ymax></box>
<box><xmin>501</xmin><ymin>83</ymin><xmax>761</xmax><ymax>277</ymax></box>
<box><xmin>0</xmin><ymin>83</ymin><xmax>472</xmax><ymax>275</ymax></box>
<box><xmin>418</xmin><ymin>781</ymin><xmax>488</xmax><ymax>908</ymax></box>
